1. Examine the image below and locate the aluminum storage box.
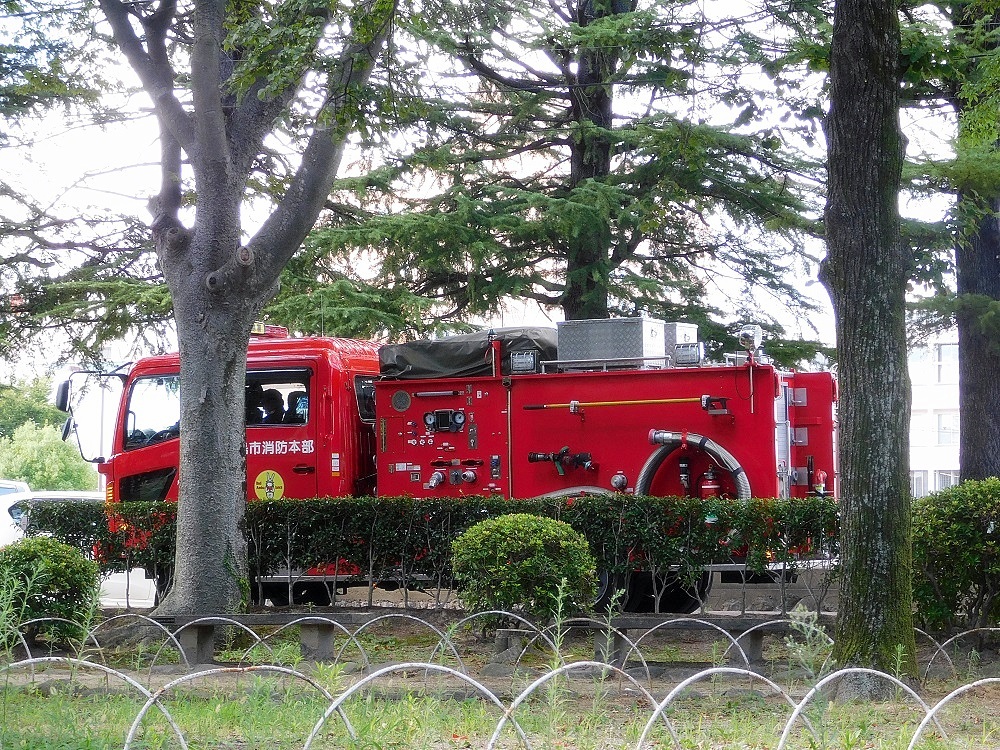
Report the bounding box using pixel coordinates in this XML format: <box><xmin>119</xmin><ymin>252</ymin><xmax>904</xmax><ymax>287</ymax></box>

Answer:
<box><xmin>663</xmin><ymin>322</ymin><xmax>699</xmax><ymax>353</ymax></box>
<box><xmin>556</xmin><ymin>317</ymin><xmax>666</xmax><ymax>363</ymax></box>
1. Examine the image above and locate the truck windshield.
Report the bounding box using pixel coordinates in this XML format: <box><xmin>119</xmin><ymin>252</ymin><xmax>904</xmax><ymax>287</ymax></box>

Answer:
<box><xmin>124</xmin><ymin>375</ymin><xmax>181</xmax><ymax>450</ymax></box>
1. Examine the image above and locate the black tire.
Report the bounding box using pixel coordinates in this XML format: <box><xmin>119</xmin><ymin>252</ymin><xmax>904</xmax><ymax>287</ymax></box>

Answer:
<box><xmin>293</xmin><ymin>582</ymin><xmax>334</xmax><ymax>605</ymax></box>
<box><xmin>655</xmin><ymin>571</ymin><xmax>712</xmax><ymax>614</ymax></box>
<box><xmin>594</xmin><ymin>570</ymin><xmax>711</xmax><ymax>613</ymax></box>
<box><xmin>153</xmin><ymin>568</ymin><xmax>172</xmax><ymax>606</ymax></box>
<box><xmin>259</xmin><ymin>581</ymin><xmax>334</xmax><ymax>606</ymax></box>
<box><xmin>594</xmin><ymin>570</ymin><xmax>627</xmax><ymax>611</ymax></box>
<box><xmin>261</xmin><ymin>583</ymin><xmax>290</xmax><ymax>607</ymax></box>
<box><xmin>619</xmin><ymin>571</ymin><xmax>712</xmax><ymax>614</ymax></box>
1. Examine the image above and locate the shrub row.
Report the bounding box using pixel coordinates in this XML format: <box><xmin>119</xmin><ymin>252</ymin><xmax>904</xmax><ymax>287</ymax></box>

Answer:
<box><xmin>26</xmin><ymin>493</ymin><xmax>838</xmax><ymax>592</ymax></box>
<box><xmin>25</xmin><ymin>480</ymin><xmax>1000</xmax><ymax>632</ymax></box>
<box><xmin>912</xmin><ymin>477</ymin><xmax>1000</xmax><ymax>631</ymax></box>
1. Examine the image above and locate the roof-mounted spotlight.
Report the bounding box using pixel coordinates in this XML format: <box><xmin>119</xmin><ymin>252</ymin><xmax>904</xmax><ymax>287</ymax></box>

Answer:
<box><xmin>737</xmin><ymin>324</ymin><xmax>763</xmax><ymax>352</ymax></box>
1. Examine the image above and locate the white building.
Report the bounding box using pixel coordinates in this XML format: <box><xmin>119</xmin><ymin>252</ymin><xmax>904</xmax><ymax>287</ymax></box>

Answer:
<box><xmin>908</xmin><ymin>332</ymin><xmax>960</xmax><ymax>497</ymax></box>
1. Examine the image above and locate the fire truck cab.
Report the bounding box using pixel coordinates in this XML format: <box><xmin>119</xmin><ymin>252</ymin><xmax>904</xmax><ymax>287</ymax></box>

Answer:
<box><xmin>79</xmin><ymin>330</ymin><xmax>381</xmax><ymax>506</ymax></box>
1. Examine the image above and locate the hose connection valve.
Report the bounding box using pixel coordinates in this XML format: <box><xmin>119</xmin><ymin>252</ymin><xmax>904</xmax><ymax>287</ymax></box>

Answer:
<box><xmin>610</xmin><ymin>471</ymin><xmax>628</xmax><ymax>491</ymax></box>
<box><xmin>648</xmin><ymin>429</ymin><xmax>681</xmax><ymax>445</ymax></box>
<box><xmin>527</xmin><ymin>446</ymin><xmax>595</xmax><ymax>476</ymax></box>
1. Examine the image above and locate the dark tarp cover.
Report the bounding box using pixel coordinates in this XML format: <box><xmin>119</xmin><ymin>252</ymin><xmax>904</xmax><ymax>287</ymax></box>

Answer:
<box><xmin>379</xmin><ymin>327</ymin><xmax>558</xmax><ymax>379</ymax></box>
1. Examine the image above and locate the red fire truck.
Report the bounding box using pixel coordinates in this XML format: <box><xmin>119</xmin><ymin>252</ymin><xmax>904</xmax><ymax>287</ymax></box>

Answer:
<box><xmin>57</xmin><ymin>318</ymin><xmax>837</xmax><ymax>610</ymax></box>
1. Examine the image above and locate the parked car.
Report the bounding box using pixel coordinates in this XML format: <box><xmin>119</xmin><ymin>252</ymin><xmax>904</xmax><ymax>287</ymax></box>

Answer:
<box><xmin>0</xmin><ymin>489</ymin><xmax>156</xmax><ymax>607</ymax></box>
<box><xmin>0</xmin><ymin>479</ymin><xmax>30</xmax><ymax>497</ymax></box>
<box><xmin>0</xmin><ymin>489</ymin><xmax>104</xmax><ymax>547</ymax></box>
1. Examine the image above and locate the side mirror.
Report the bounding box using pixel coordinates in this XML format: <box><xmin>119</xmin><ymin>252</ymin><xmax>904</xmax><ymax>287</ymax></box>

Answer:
<box><xmin>61</xmin><ymin>417</ymin><xmax>74</xmax><ymax>442</ymax></box>
<box><xmin>9</xmin><ymin>502</ymin><xmax>26</xmax><ymax>529</ymax></box>
<box><xmin>54</xmin><ymin>380</ymin><xmax>71</xmax><ymax>412</ymax></box>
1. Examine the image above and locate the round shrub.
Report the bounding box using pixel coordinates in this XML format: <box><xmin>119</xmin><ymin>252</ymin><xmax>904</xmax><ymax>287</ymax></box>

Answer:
<box><xmin>912</xmin><ymin>478</ymin><xmax>1000</xmax><ymax>631</ymax></box>
<box><xmin>0</xmin><ymin>536</ymin><xmax>100</xmax><ymax>646</ymax></box>
<box><xmin>451</xmin><ymin>513</ymin><xmax>596</xmax><ymax>623</ymax></box>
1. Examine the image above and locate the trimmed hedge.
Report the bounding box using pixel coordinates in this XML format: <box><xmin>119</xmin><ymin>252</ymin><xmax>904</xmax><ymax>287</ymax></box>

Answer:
<box><xmin>26</xmin><ymin>494</ymin><xmax>839</xmax><ymax>595</ymax></box>
<box><xmin>912</xmin><ymin>478</ymin><xmax>1000</xmax><ymax>631</ymax></box>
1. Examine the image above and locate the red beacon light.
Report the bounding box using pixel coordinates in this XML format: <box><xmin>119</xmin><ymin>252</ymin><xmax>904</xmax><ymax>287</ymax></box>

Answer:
<box><xmin>251</xmin><ymin>322</ymin><xmax>289</xmax><ymax>338</ymax></box>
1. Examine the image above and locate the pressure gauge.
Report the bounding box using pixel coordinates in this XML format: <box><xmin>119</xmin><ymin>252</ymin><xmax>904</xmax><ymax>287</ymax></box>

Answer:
<box><xmin>423</xmin><ymin>412</ymin><xmax>437</xmax><ymax>429</ymax></box>
<box><xmin>452</xmin><ymin>410</ymin><xmax>466</xmax><ymax>427</ymax></box>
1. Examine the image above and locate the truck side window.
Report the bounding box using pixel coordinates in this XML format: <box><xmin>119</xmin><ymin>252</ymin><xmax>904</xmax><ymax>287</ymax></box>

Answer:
<box><xmin>355</xmin><ymin>376</ymin><xmax>375</xmax><ymax>422</ymax></box>
<box><xmin>246</xmin><ymin>369</ymin><xmax>310</xmax><ymax>427</ymax></box>
<box><xmin>123</xmin><ymin>376</ymin><xmax>181</xmax><ymax>450</ymax></box>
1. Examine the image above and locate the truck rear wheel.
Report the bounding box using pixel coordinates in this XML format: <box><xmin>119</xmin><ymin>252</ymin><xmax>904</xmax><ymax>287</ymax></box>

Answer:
<box><xmin>628</xmin><ymin>571</ymin><xmax>711</xmax><ymax>614</ymax></box>
<box><xmin>595</xmin><ymin>571</ymin><xmax>711</xmax><ymax>614</ymax></box>
<box><xmin>152</xmin><ymin>568</ymin><xmax>172</xmax><ymax>606</ymax></box>
<box><xmin>259</xmin><ymin>581</ymin><xmax>334</xmax><ymax>607</ymax></box>
<box><xmin>594</xmin><ymin>571</ymin><xmax>626</xmax><ymax>611</ymax></box>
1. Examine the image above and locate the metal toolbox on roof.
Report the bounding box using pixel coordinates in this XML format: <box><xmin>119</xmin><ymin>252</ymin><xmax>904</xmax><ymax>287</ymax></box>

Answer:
<box><xmin>556</xmin><ymin>317</ymin><xmax>666</xmax><ymax>364</ymax></box>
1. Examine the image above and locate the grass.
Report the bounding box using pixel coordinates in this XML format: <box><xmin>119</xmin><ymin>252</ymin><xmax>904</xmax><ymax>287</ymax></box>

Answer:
<box><xmin>2</xmin><ymin>669</ymin><xmax>1000</xmax><ymax>749</ymax></box>
<box><xmin>4</xmin><ymin>599</ymin><xmax>1000</xmax><ymax>747</ymax></box>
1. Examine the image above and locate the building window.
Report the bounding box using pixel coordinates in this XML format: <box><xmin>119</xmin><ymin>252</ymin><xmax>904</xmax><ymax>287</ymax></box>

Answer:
<box><xmin>936</xmin><ymin>411</ymin><xmax>960</xmax><ymax>445</ymax></box>
<box><xmin>935</xmin><ymin>343</ymin><xmax>958</xmax><ymax>383</ymax></box>
<box><xmin>935</xmin><ymin>470</ymin><xmax>960</xmax><ymax>491</ymax></box>
<box><xmin>910</xmin><ymin>470</ymin><xmax>928</xmax><ymax>498</ymax></box>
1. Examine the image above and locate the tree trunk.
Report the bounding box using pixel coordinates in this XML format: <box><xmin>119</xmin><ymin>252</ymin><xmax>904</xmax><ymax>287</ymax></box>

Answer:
<box><xmin>955</xmin><ymin>198</ymin><xmax>1000</xmax><ymax>480</ymax></box>
<box><xmin>560</xmin><ymin>0</ymin><xmax>627</xmax><ymax>320</ymax></box>
<box><xmin>822</xmin><ymin>0</ymin><xmax>917</xmax><ymax>683</ymax></box>
<box><xmin>98</xmin><ymin>0</ymin><xmax>394</xmax><ymax>616</ymax></box>
<box><xmin>951</xmin><ymin>0</ymin><xmax>1000</xmax><ymax>482</ymax></box>
<box><xmin>161</xmin><ymin>275</ymin><xmax>261</xmax><ymax>613</ymax></box>
<box><xmin>148</xmin><ymin>198</ymin><xmax>266</xmax><ymax>614</ymax></box>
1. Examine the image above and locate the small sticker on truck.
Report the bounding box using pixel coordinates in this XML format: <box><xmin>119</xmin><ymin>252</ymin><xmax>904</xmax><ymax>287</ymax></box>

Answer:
<box><xmin>254</xmin><ymin>470</ymin><xmax>285</xmax><ymax>500</ymax></box>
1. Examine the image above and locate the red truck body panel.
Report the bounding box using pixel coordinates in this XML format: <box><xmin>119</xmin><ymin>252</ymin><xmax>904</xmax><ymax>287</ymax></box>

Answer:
<box><xmin>375</xmin><ymin>361</ymin><xmax>837</xmax><ymax>500</ymax></box>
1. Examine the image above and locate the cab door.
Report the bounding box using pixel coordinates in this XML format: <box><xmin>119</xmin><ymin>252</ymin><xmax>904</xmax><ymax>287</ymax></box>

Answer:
<box><xmin>244</xmin><ymin>367</ymin><xmax>319</xmax><ymax>500</ymax></box>
<box><xmin>106</xmin><ymin>372</ymin><xmax>181</xmax><ymax>503</ymax></box>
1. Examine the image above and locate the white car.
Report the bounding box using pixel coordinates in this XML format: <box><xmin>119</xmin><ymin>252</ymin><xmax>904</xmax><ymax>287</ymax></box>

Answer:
<box><xmin>0</xmin><ymin>489</ymin><xmax>105</xmax><ymax>547</ymax></box>
<box><xmin>0</xmin><ymin>489</ymin><xmax>156</xmax><ymax>607</ymax></box>
<box><xmin>0</xmin><ymin>479</ymin><xmax>30</xmax><ymax>497</ymax></box>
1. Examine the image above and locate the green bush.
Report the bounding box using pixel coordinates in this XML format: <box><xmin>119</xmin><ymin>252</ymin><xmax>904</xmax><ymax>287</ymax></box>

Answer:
<box><xmin>912</xmin><ymin>478</ymin><xmax>1000</xmax><ymax>631</ymax></box>
<box><xmin>0</xmin><ymin>536</ymin><xmax>100</xmax><ymax>646</ymax></box>
<box><xmin>451</xmin><ymin>513</ymin><xmax>596</xmax><ymax>623</ymax></box>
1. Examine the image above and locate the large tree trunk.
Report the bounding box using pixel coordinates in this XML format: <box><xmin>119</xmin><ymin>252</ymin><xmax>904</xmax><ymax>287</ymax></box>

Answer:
<box><xmin>956</xmin><ymin>197</ymin><xmax>1000</xmax><ymax>481</ymax></box>
<box><xmin>951</xmin><ymin>0</ymin><xmax>1000</xmax><ymax>481</ymax></box>
<box><xmin>560</xmin><ymin>0</ymin><xmax>629</xmax><ymax>320</ymax></box>
<box><xmin>163</xmin><ymin>255</ymin><xmax>262</xmax><ymax>612</ymax></box>
<box><xmin>822</xmin><ymin>0</ymin><xmax>917</xmax><ymax>684</ymax></box>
